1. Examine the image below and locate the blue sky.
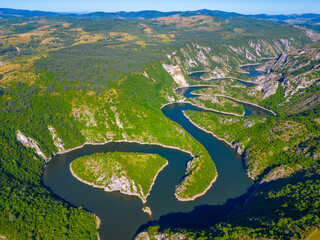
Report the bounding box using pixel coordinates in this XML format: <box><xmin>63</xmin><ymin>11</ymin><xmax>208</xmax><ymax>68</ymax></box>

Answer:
<box><xmin>0</xmin><ymin>0</ymin><xmax>319</xmax><ymax>14</ymax></box>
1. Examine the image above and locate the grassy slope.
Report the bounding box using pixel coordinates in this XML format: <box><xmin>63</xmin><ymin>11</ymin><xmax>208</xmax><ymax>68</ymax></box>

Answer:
<box><xmin>71</xmin><ymin>152</ymin><xmax>167</xmax><ymax>201</ymax></box>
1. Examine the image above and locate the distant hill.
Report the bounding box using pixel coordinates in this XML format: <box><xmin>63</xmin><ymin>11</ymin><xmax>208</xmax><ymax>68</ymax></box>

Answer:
<box><xmin>78</xmin><ymin>9</ymin><xmax>320</xmax><ymax>24</ymax></box>
<box><xmin>0</xmin><ymin>8</ymin><xmax>58</xmax><ymax>18</ymax></box>
<box><xmin>1</xmin><ymin>7</ymin><xmax>320</xmax><ymax>25</ymax></box>
<box><xmin>76</xmin><ymin>10</ymin><xmax>182</xmax><ymax>20</ymax></box>
<box><xmin>76</xmin><ymin>9</ymin><xmax>244</xmax><ymax>20</ymax></box>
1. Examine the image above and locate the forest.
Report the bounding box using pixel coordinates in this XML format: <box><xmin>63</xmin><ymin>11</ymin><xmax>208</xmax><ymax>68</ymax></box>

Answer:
<box><xmin>0</xmin><ymin>11</ymin><xmax>319</xmax><ymax>240</ymax></box>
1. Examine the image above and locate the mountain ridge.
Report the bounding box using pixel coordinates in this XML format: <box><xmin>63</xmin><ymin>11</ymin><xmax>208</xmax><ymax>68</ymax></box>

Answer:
<box><xmin>1</xmin><ymin>7</ymin><xmax>320</xmax><ymax>24</ymax></box>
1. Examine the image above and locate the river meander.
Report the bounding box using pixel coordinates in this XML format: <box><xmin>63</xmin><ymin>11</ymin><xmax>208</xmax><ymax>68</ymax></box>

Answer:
<box><xmin>42</xmin><ymin>86</ymin><xmax>273</xmax><ymax>239</ymax></box>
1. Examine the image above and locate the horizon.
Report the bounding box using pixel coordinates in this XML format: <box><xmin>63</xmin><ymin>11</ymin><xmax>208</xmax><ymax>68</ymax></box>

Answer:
<box><xmin>0</xmin><ymin>0</ymin><xmax>320</xmax><ymax>15</ymax></box>
<box><xmin>1</xmin><ymin>7</ymin><xmax>320</xmax><ymax>16</ymax></box>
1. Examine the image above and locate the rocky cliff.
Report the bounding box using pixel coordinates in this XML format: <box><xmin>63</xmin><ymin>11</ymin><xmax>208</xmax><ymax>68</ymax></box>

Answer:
<box><xmin>16</xmin><ymin>130</ymin><xmax>48</xmax><ymax>162</ymax></box>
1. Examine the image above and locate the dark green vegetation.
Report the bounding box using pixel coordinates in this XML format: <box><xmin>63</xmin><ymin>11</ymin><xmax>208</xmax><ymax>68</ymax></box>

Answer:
<box><xmin>139</xmin><ymin>44</ymin><xmax>320</xmax><ymax>238</ymax></box>
<box><xmin>0</xmin><ymin>11</ymin><xmax>319</xmax><ymax>239</ymax></box>
<box><xmin>186</xmin><ymin>107</ymin><xmax>320</xmax><ymax>180</ymax></box>
<box><xmin>138</xmin><ymin>167</ymin><xmax>320</xmax><ymax>240</ymax></box>
<box><xmin>188</xmin><ymin>94</ymin><xmax>245</xmax><ymax>115</ymax></box>
<box><xmin>0</xmin><ymin>130</ymin><xmax>98</xmax><ymax>239</ymax></box>
<box><xmin>71</xmin><ymin>152</ymin><xmax>168</xmax><ymax>201</ymax></box>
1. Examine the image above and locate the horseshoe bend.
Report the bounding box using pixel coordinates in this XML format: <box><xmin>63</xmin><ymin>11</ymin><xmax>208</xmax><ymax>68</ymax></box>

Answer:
<box><xmin>1</xmin><ymin>5</ymin><xmax>320</xmax><ymax>240</ymax></box>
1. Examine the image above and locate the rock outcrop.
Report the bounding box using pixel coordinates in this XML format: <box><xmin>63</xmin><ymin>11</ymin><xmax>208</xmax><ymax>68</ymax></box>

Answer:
<box><xmin>48</xmin><ymin>125</ymin><xmax>65</xmax><ymax>152</ymax></box>
<box><xmin>16</xmin><ymin>130</ymin><xmax>48</xmax><ymax>162</ymax></box>
<box><xmin>105</xmin><ymin>173</ymin><xmax>143</xmax><ymax>197</ymax></box>
<box><xmin>257</xmin><ymin>81</ymin><xmax>279</xmax><ymax>99</ymax></box>
<box><xmin>135</xmin><ymin>232</ymin><xmax>150</xmax><ymax>240</ymax></box>
<box><xmin>260</xmin><ymin>165</ymin><xmax>295</xmax><ymax>184</ymax></box>
<box><xmin>135</xmin><ymin>231</ymin><xmax>186</xmax><ymax>240</ymax></box>
<box><xmin>162</xmin><ymin>63</ymin><xmax>189</xmax><ymax>87</ymax></box>
<box><xmin>273</xmin><ymin>52</ymin><xmax>287</xmax><ymax>69</ymax></box>
<box><xmin>142</xmin><ymin>206</ymin><xmax>152</xmax><ymax>217</ymax></box>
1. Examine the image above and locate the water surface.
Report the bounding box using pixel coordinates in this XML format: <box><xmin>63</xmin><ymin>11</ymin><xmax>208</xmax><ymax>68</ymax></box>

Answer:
<box><xmin>179</xmin><ymin>86</ymin><xmax>276</xmax><ymax>117</ymax></box>
<box><xmin>43</xmin><ymin>89</ymin><xmax>268</xmax><ymax>239</ymax></box>
<box><xmin>188</xmin><ymin>71</ymin><xmax>258</xmax><ymax>87</ymax></box>
<box><xmin>240</xmin><ymin>64</ymin><xmax>261</xmax><ymax>77</ymax></box>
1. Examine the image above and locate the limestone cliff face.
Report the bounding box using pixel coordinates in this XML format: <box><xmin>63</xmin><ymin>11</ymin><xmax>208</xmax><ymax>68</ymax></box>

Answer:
<box><xmin>162</xmin><ymin>63</ymin><xmax>189</xmax><ymax>87</ymax></box>
<box><xmin>260</xmin><ymin>165</ymin><xmax>295</xmax><ymax>184</ymax></box>
<box><xmin>258</xmin><ymin>81</ymin><xmax>279</xmax><ymax>99</ymax></box>
<box><xmin>273</xmin><ymin>52</ymin><xmax>288</xmax><ymax>69</ymax></box>
<box><xmin>16</xmin><ymin>130</ymin><xmax>48</xmax><ymax>162</ymax></box>
<box><xmin>103</xmin><ymin>173</ymin><xmax>145</xmax><ymax>201</ymax></box>
<box><xmin>165</xmin><ymin>39</ymin><xmax>298</xmax><ymax>85</ymax></box>
<box><xmin>254</xmin><ymin>47</ymin><xmax>320</xmax><ymax>101</ymax></box>
<box><xmin>135</xmin><ymin>231</ymin><xmax>186</xmax><ymax>240</ymax></box>
<box><xmin>48</xmin><ymin>125</ymin><xmax>65</xmax><ymax>152</ymax></box>
<box><xmin>92</xmin><ymin>161</ymin><xmax>146</xmax><ymax>202</ymax></box>
<box><xmin>135</xmin><ymin>232</ymin><xmax>150</xmax><ymax>240</ymax></box>
<box><xmin>294</xmin><ymin>25</ymin><xmax>320</xmax><ymax>42</ymax></box>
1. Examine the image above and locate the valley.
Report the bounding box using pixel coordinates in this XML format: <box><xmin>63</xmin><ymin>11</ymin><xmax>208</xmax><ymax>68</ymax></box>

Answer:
<box><xmin>0</xmin><ymin>8</ymin><xmax>319</xmax><ymax>240</ymax></box>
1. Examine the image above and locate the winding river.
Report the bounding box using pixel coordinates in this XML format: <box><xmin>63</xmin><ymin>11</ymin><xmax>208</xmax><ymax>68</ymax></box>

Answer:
<box><xmin>188</xmin><ymin>65</ymin><xmax>262</xmax><ymax>87</ymax></box>
<box><xmin>43</xmin><ymin>87</ymin><xmax>272</xmax><ymax>240</ymax></box>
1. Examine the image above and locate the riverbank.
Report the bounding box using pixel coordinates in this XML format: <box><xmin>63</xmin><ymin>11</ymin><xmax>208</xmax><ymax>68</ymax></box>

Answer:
<box><xmin>174</xmin><ymin>85</ymin><xmax>278</xmax><ymax>118</ymax></box>
<box><xmin>183</xmin><ymin>111</ymin><xmax>255</xmax><ymax>181</ymax></box>
<box><xmin>177</xmin><ymin>84</ymin><xmax>277</xmax><ymax>117</ymax></box>
<box><xmin>215</xmin><ymin>94</ymin><xmax>277</xmax><ymax>116</ymax></box>
<box><xmin>175</xmin><ymin>174</ymin><xmax>218</xmax><ymax>201</ymax></box>
<box><xmin>187</xmin><ymin>70</ymin><xmax>210</xmax><ymax>75</ymax></box>
<box><xmin>238</xmin><ymin>63</ymin><xmax>261</xmax><ymax>67</ymax></box>
<box><xmin>50</xmin><ymin>140</ymin><xmax>194</xmax><ymax>162</ymax></box>
<box><xmin>44</xmin><ymin>99</ymin><xmax>254</xmax><ymax>240</ymax></box>
<box><xmin>188</xmin><ymin>73</ymin><xmax>258</xmax><ymax>85</ymax></box>
<box><xmin>45</xmin><ymin>102</ymin><xmax>217</xmax><ymax>204</ymax></box>
<box><xmin>95</xmin><ymin>215</ymin><xmax>101</xmax><ymax>240</ymax></box>
<box><xmin>163</xmin><ymin>101</ymin><xmax>245</xmax><ymax>117</ymax></box>
<box><xmin>174</xmin><ymin>85</ymin><xmax>220</xmax><ymax>93</ymax></box>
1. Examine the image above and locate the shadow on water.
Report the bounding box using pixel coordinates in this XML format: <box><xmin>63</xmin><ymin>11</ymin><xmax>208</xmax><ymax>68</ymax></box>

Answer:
<box><xmin>43</xmin><ymin>82</ymin><xmax>275</xmax><ymax>239</ymax></box>
<box><xmin>240</xmin><ymin>64</ymin><xmax>261</xmax><ymax>76</ymax></box>
<box><xmin>188</xmin><ymin>71</ymin><xmax>207</xmax><ymax>81</ymax></box>
<box><xmin>135</xmin><ymin>185</ymin><xmax>256</xmax><ymax>236</ymax></box>
<box><xmin>43</xmin><ymin>100</ymin><xmax>255</xmax><ymax>239</ymax></box>
<box><xmin>176</xmin><ymin>86</ymin><xmax>209</xmax><ymax>98</ymax></box>
<box><xmin>235</xmin><ymin>79</ymin><xmax>257</xmax><ymax>87</ymax></box>
<box><xmin>43</xmin><ymin>142</ymin><xmax>196</xmax><ymax>240</ymax></box>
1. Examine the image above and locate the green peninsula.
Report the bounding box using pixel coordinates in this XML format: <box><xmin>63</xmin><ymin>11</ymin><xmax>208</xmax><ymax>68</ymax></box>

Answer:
<box><xmin>70</xmin><ymin>152</ymin><xmax>168</xmax><ymax>203</ymax></box>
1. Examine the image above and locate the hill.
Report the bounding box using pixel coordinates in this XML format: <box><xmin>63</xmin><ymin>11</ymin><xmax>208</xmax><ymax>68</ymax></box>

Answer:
<box><xmin>1</xmin><ymin>7</ymin><xmax>320</xmax><ymax>25</ymax></box>
<box><xmin>0</xmin><ymin>12</ymin><xmax>319</xmax><ymax>240</ymax></box>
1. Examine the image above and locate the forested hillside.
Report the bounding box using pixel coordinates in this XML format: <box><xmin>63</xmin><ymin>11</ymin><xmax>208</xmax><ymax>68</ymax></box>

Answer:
<box><xmin>0</xmin><ymin>12</ymin><xmax>319</xmax><ymax>239</ymax></box>
<box><xmin>137</xmin><ymin>23</ymin><xmax>320</xmax><ymax>240</ymax></box>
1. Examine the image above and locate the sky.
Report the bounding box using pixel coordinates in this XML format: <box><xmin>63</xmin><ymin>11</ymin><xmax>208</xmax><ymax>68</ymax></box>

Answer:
<box><xmin>0</xmin><ymin>0</ymin><xmax>320</xmax><ymax>15</ymax></box>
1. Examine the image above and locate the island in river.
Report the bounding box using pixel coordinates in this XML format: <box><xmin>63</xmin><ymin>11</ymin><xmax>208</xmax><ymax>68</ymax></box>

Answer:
<box><xmin>70</xmin><ymin>152</ymin><xmax>168</xmax><ymax>203</ymax></box>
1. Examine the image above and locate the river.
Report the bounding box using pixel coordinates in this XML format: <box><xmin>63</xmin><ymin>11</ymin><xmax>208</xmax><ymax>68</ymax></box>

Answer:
<box><xmin>188</xmin><ymin>64</ymin><xmax>261</xmax><ymax>86</ymax></box>
<box><xmin>42</xmin><ymin>86</ymin><xmax>273</xmax><ymax>239</ymax></box>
